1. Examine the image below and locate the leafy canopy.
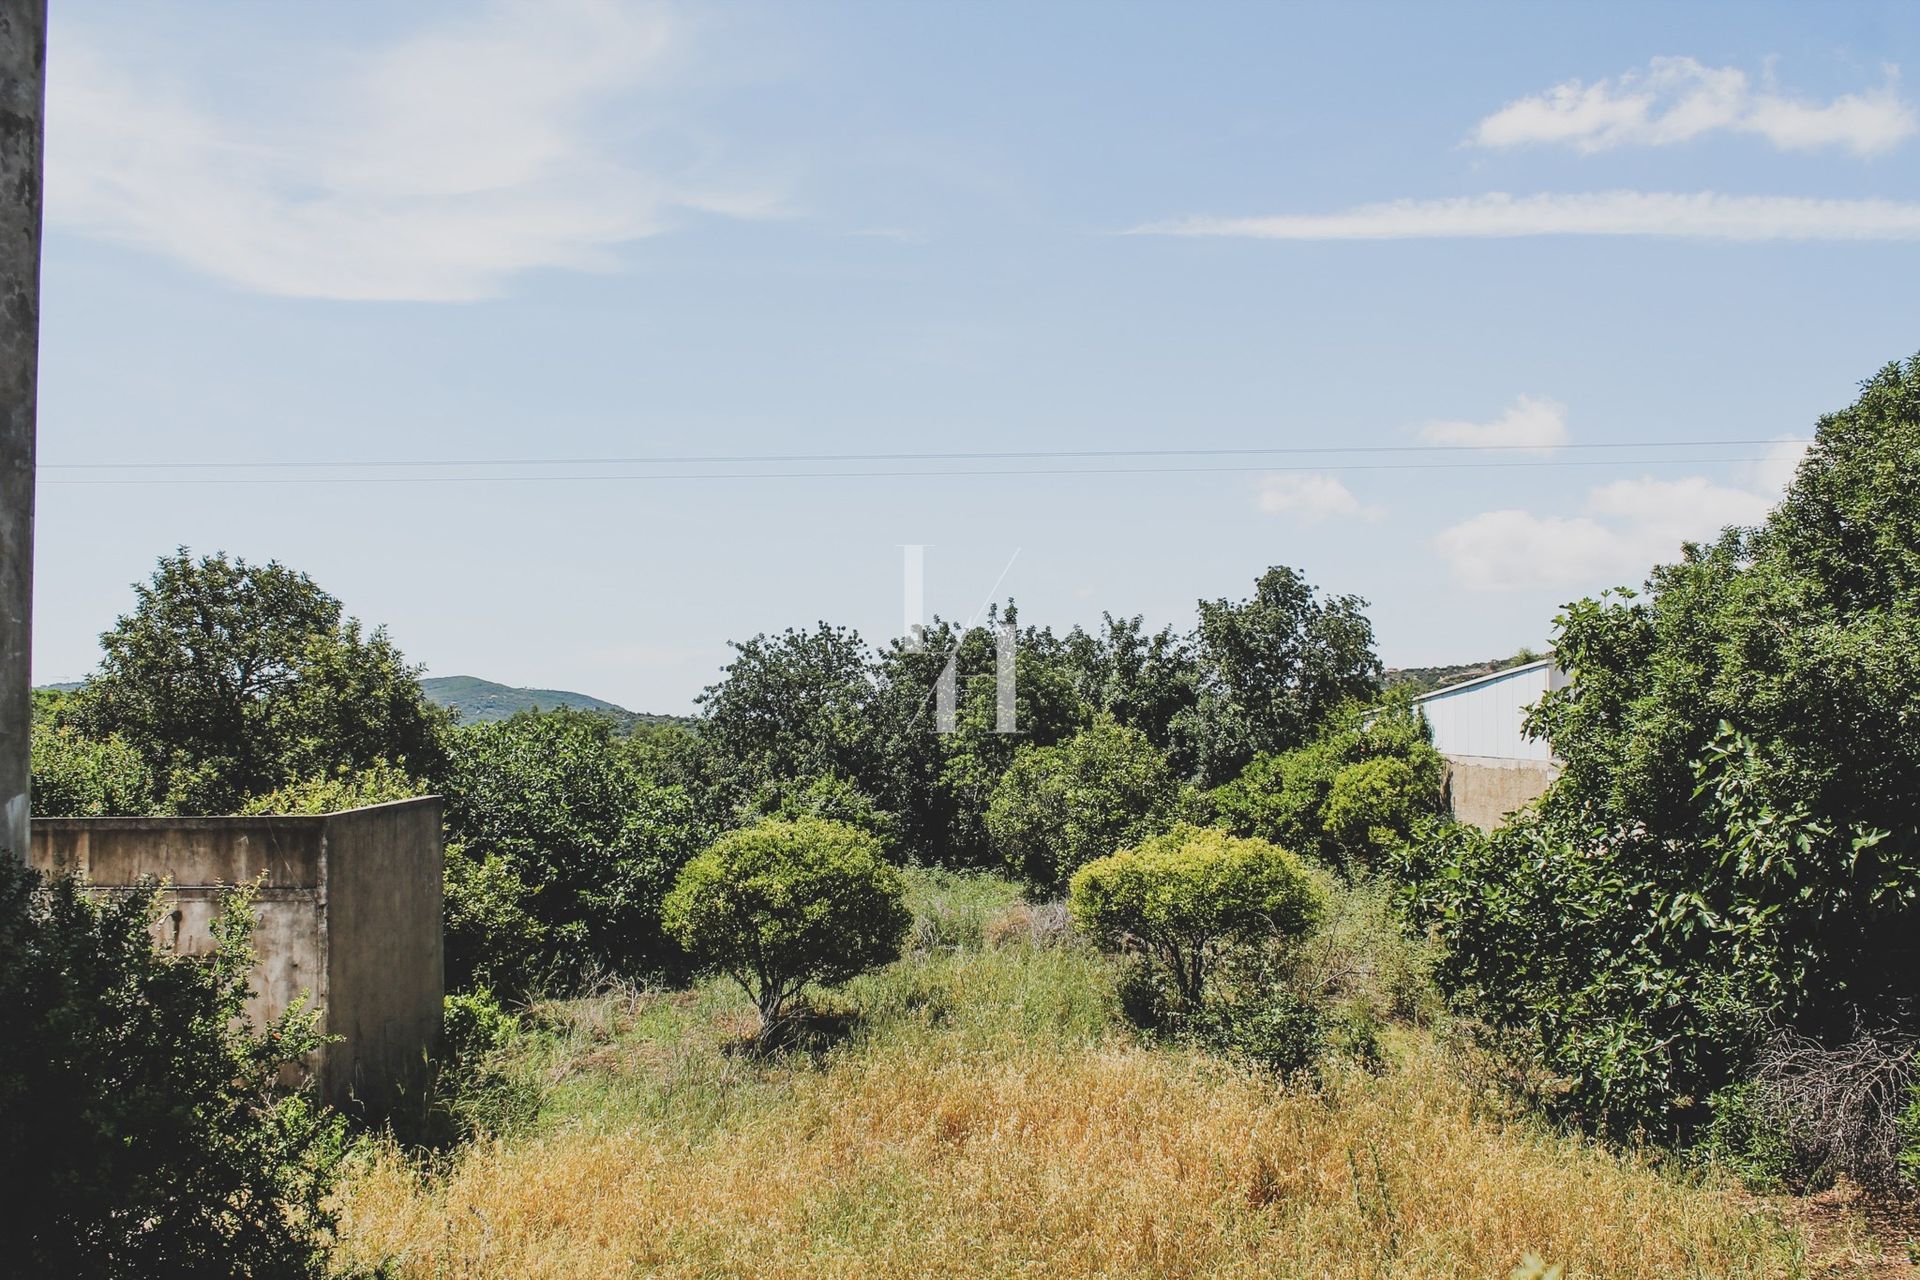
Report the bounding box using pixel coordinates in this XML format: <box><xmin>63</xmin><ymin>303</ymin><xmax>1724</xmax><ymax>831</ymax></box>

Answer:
<box><xmin>1185</xmin><ymin>566</ymin><xmax>1382</xmax><ymax>785</ymax></box>
<box><xmin>439</xmin><ymin>709</ymin><xmax>708</xmax><ymax>985</ymax></box>
<box><xmin>986</xmin><ymin>714</ymin><xmax>1180</xmax><ymax>891</ymax></box>
<box><xmin>1212</xmin><ymin>697</ymin><xmax>1444</xmax><ymax>872</ymax></box>
<box><xmin>59</xmin><ymin>549</ymin><xmax>446</xmax><ymax>813</ymax></box>
<box><xmin>1409</xmin><ymin>352</ymin><xmax>1920</xmax><ymax>1138</ymax></box>
<box><xmin>1070</xmin><ymin>823</ymin><xmax>1323</xmax><ymax>1004</ymax></box>
<box><xmin>662</xmin><ymin>817</ymin><xmax>910</xmax><ymax>1036</ymax></box>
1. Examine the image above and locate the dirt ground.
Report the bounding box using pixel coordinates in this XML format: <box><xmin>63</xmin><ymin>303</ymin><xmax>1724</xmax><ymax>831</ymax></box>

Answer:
<box><xmin>1775</xmin><ymin>1182</ymin><xmax>1919</xmax><ymax>1278</ymax></box>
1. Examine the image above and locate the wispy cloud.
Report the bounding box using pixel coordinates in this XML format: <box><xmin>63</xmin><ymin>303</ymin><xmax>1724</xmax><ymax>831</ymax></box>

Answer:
<box><xmin>1419</xmin><ymin>395</ymin><xmax>1568</xmax><ymax>453</ymax></box>
<box><xmin>1433</xmin><ymin>469</ymin><xmax>1793</xmax><ymax>592</ymax></box>
<box><xmin>1473</xmin><ymin>57</ymin><xmax>1915</xmax><ymax>157</ymax></box>
<box><xmin>1136</xmin><ymin>191</ymin><xmax>1920</xmax><ymax>242</ymax></box>
<box><xmin>48</xmin><ymin>0</ymin><xmax>779</xmax><ymax>301</ymax></box>
<box><xmin>1257</xmin><ymin>473</ymin><xmax>1380</xmax><ymax>523</ymax></box>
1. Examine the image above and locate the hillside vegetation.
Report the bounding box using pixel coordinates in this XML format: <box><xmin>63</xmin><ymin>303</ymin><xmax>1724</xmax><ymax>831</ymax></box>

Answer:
<box><xmin>1382</xmin><ymin>648</ymin><xmax>1546</xmax><ymax>694</ymax></box>
<box><xmin>330</xmin><ymin>873</ymin><xmax>1798</xmax><ymax>1280</ymax></box>
<box><xmin>419</xmin><ymin>675</ymin><xmax>686</xmax><ymax>733</ymax></box>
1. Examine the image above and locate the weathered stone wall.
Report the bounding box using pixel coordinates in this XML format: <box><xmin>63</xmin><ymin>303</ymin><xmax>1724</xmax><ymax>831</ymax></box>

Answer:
<box><xmin>29</xmin><ymin>798</ymin><xmax>442</xmax><ymax>1107</ymax></box>
<box><xmin>1441</xmin><ymin>754</ymin><xmax>1559</xmax><ymax>830</ymax></box>
<box><xmin>320</xmin><ymin>798</ymin><xmax>444</xmax><ymax>1108</ymax></box>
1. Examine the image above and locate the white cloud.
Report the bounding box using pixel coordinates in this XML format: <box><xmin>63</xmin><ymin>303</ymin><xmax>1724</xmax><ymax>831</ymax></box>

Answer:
<box><xmin>1419</xmin><ymin>395</ymin><xmax>1569</xmax><ymax>453</ymax></box>
<box><xmin>1737</xmin><ymin>435</ymin><xmax>1813</xmax><ymax>494</ymax></box>
<box><xmin>1136</xmin><ymin>191</ymin><xmax>1920</xmax><ymax>242</ymax></box>
<box><xmin>1472</xmin><ymin>57</ymin><xmax>1916</xmax><ymax>156</ymax></box>
<box><xmin>1434</xmin><ymin>472</ymin><xmax>1791</xmax><ymax>592</ymax></box>
<box><xmin>47</xmin><ymin>1</ymin><xmax>778</xmax><ymax>301</ymax></box>
<box><xmin>1257</xmin><ymin>473</ymin><xmax>1380</xmax><ymax>523</ymax></box>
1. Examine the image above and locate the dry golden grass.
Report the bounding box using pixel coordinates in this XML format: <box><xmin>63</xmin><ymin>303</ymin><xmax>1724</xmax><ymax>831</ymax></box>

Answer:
<box><xmin>332</xmin><ymin>937</ymin><xmax>1802</xmax><ymax>1279</ymax></box>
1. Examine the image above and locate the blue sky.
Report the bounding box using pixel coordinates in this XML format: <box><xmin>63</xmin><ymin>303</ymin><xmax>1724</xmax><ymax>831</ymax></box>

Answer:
<box><xmin>32</xmin><ymin>0</ymin><xmax>1920</xmax><ymax>712</ymax></box>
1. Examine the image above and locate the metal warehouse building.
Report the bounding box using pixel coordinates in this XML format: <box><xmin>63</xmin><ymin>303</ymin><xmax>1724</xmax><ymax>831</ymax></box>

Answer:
<box><xmin>1412</xmin><ymin>657</ymin><xmax>1570</xmax><ymax>828</ymax></box>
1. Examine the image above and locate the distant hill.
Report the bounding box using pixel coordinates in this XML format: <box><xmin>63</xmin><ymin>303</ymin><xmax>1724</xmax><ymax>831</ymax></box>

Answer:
<box><xmin>37</xmin><ymin>674</ymin><xmax>687</xmax><ymax>735</ymax></box>
<box><xmin>419</xmin><ymin>675</ymin><xmax>688</xmax><ymax>733</ymax></box>
<box><xmin>1384</xmin><ymin>650</ymin><xmax>1547</xmax><ymax>695</ymax></box>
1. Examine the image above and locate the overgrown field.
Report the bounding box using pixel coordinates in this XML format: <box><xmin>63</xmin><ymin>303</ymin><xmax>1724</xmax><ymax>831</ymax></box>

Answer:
<box><xmin>331</xmin><ymin>875</ymin><xmax>1806</xmax><ymax>1280</ymax></box>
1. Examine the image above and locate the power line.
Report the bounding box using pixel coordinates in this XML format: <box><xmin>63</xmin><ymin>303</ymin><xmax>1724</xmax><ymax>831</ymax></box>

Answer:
<box><xmin>38</xmin><ymin>436</ymin><xmax>1793</xmax><ymax>472</ymax></box>
<box><xmin>39</xmin><ymin>455</ymin><xmax>1779</xmax><ymax>486</ymax></box>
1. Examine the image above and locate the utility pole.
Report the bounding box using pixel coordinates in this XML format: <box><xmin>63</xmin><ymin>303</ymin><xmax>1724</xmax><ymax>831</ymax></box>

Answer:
<box><xmin>0</xmin><ymin>0</ymin><xmax>44</xmax><ymax>860</ymax></box>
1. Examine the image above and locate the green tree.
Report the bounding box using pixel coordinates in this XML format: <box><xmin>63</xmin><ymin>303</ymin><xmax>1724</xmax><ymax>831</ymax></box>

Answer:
<box><xmin>439</xmin><ymin>709</ymin><xmax>708</xmax><ymax>983</ymax></box>
<box><xmin>866</xmin><ymin>608</ymin><xmax>1090</xmax><ymax>866</ymax></box>
<box><xmin>1069</xmin><ymin>824</ymin><xmax>1323</xmax><ymax>1004</ymax></box>
<box><xmin>1183</xmin><ymin>566</ymin><xmax>1382</xmax><ymax>785</ymax></box>
<box><xmin>1061</xmin><ymin>615</ymin><xmax>1200</xmax><ymax>772</ymax></box>
<box><xmin>0</xmin><ymin>861</ymin><xmax>343</xmax><ymax>1278</ymax></box>
<box><xmin>1212</xmin><ymin>698</ymin><xmax>1444</xmax><ymax>871</ymax></box>
<box><xmin>696</xmin><ymin>624</ymin><xmax>880</xmax><ymax>800</ymax></box>
<box><xmin>662</xmin><ymin>818</ymin><xmax>910</xmax><ymax>1043</ymax></box>
<box><xmin>1410</xmin><ymin>353</ymin><xmax>1920</xmax><ymax>1138</ymax></box>
<box><xmin>60</xmin><ymin>550</ymin><xmax>447</xmax><ymax>813</ymax></box>
<box><xmin>986</xmin><ymin>714</ymin><xmax>1179</xmax><ymax>891</ymax></box>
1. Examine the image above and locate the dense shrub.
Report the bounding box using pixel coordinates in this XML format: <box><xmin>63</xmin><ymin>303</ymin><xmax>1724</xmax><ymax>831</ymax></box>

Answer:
<box><xmin>1182</xmin><ymin>981</ymin><xmax>1328</xmax><ymax>1077</ymax></box>
<box><xmin>29</xmin><ymin>722</ymin><xmax>154</xmax><ymax>816</ymax></box>
<box><xmin>986</xmin><ymin>715</ymin><xmax>1179</xmax><ymax>891</ymax></box>
<box><xmin>1068</xmin><ymin>824</ymin><xmax>1323</xmax><ymax>1005</ymax></box>
<box><xmin>1405</xmin><ymin>356</ymin><xmax>1920</xmax><ymax>1143</ymax></box>
<box><xmin>662</xmin><ymin>818</ymin><xmax>911</xmax><ymax>1043</ymax></box>
<box><xmin>1212</xmin><ymin>698</ymin><xmax>1444</xmax><ymax>873</ymax></box>
<box><xmin>737</xmin><ymin>771</ymin><xmax>899</xmax><ymax>852</ymax></box>
<box><xmin>239</xmin><ymin>760</ymin><xmax>422</xmax><ymax>815</ymax></box>
<box><xmin>439</xmin><ymin>709</ymin><xmax>708</xmax><ymax>984</ymax></box>
<box><xmin>0</xmin><ymin>859</ymin><xmax>343</xmax><ymax>1278</ymax></box>
<box><xmin>1402</xmin><ymin>807</ymin><xmax>1774</xmax><ymax>1135</ymax></box>
<box><xmin>442</xmin><ymin>841</ymin><xmax>550</xmax><ymax>996</ymax></box>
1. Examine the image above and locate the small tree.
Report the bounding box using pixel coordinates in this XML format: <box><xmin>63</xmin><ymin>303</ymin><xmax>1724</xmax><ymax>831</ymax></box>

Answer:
<box><xmin>1069</xmin><ymin>824</ymin><xmax>1322</xmax><ymax>1005</ymax></box>
<box><xmin>662</xmin><ymin>818</ymin><xmax>910</xmax><ymax>1042</ymax></box>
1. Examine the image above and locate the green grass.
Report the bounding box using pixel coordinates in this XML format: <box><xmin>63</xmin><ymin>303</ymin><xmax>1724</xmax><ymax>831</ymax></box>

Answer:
<box><xmin>900</xmin><ymin>866</ymin><xmax>1032</xmax><ymax>951</ymax></box>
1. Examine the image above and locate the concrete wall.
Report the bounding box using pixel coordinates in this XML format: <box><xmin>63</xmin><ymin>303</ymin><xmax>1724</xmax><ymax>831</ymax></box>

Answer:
<box><xmin>1441</xmin><ymin>754</ymin><xmax>1560</xmax><ymax>830</ymax></box>
<box><xmin>320</xmin><ymin>798</ymin><xmax>444</xmax><ymax>1107</ymax></box>
<box><xmin>29</xmin><ymin>797</ymin><xmax>442</xmax><ymax>1108</ymax></box>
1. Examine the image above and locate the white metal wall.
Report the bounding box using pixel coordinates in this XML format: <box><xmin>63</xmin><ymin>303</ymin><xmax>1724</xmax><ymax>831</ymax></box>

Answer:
<box><xmin>1414</xmin><ymin>660</ymin><xmax>1568</xmax><ymax>762</ymax></box>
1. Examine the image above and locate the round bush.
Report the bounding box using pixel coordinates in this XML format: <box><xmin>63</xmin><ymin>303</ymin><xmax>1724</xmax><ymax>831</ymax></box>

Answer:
<box><xmin>662</xmin><ymin>818</ymin><xmax>910</xmax><ymax>1039</ymax></box>
<box><xmin>1068</xmin><ymin>823</ymin><xmax>1323</xmax><ymax>1004</ymax></box>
